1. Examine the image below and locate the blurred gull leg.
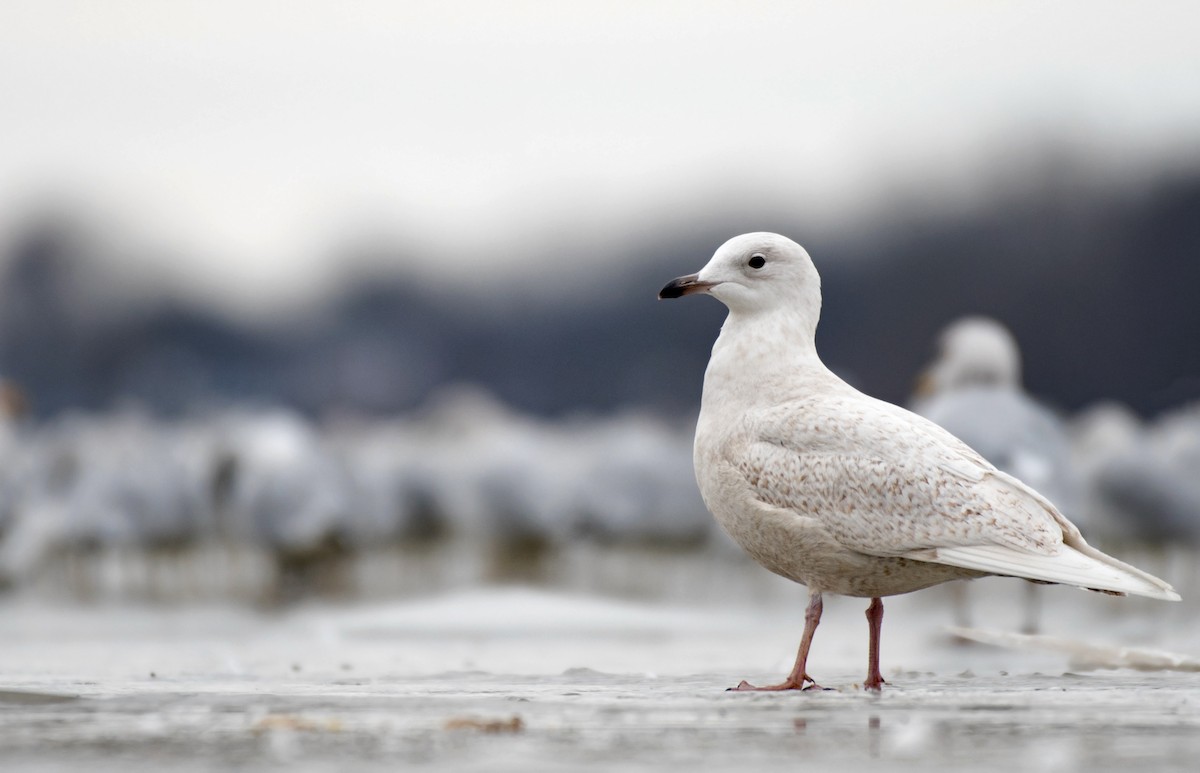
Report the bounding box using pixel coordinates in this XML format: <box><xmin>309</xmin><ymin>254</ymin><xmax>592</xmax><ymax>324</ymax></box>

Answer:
<box><xmin>1021</xmin><ymin>581</ymin><xmax>1042</xmax><ymax>635</ymax></box>
<box><xmin>951</xmin><ymin>581</ymin><xmax>971</xmax><ymax>627</ymax></box>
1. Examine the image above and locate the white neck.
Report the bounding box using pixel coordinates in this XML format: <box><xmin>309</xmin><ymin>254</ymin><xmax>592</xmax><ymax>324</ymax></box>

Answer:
<box><xmin>699</xmin><ymin>305</ymin><xmax>840</xmax><ymax>421</ymax></box>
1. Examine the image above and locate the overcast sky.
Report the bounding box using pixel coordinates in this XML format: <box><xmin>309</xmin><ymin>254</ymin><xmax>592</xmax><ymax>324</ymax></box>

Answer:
<box><xmin>2</xmin><ymin>1</ymin><xmax>1198</xmax><ymax>316</ymax></box>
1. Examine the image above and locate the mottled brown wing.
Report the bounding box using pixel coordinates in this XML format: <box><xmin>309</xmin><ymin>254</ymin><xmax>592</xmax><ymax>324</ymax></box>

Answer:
<box><xmin>733</xmin><ymin>394</ymin><xmax>1064</xmax><ymax>558</ymax></box>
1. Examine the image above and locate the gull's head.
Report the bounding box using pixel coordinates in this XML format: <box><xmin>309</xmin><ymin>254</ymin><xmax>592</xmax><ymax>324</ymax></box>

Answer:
<box><xmin>917</xmin><ymin>316</ymin><xmax>1022</xmax><ymax>395</ymax></box>
<box><xmin>658</xmin><ymin>232</ymin><xmax>821</xmax><ymax>318</ymax></box>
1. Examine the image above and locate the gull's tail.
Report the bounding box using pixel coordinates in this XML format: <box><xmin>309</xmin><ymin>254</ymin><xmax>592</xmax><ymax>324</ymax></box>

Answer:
<box><xmin>911</xmin><ymin>542</ymin><xmax>1180</xmax><ymax>601</ymax></box>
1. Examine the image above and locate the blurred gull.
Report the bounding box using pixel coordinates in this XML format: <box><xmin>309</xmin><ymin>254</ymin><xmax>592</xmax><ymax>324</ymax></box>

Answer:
<box><xmin>415</xmin><ymin>387</ymin><xmax>583</xmax><ymax>545</ymax></box>
<box><xmin>212</xmin><ymin>410</ymin><xmax>357</xmax><ymax>601</ymax></box>
<box><xmin>659</xmin><ymin>232</ymin><xmax>1179</xmax><ymax>692</ymax></box>
<box><xmin>0</xmin><ymin>411</ymin><xmax>208</xmax><ymax>597</ymax></box>
<box><xmin>570</xmin><ymin>415</ymin><xmax>710</xmax><ymax>545</ymax></box>
<box><xmin>1073</xmin><ymin>401</ymin><xmax>1200</xmax><ymax>546</ymax></box>
<box><xmin>1142</xmin><ymin>403</ymin><xmax>1200</xmax><ymax>543</ymax></box>
<box><xmin>913</xmin><ymin>316</ymin><xmax>1081</xmax><ymax>633</ymax></box>
<box><xmin>0</xmin><ymin>382</ymin><xmax>30</xmax><ymax>587</ymax></box>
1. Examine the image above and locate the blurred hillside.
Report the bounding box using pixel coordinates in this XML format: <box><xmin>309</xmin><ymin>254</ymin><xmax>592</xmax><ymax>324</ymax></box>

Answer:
<box><xmin>1</xmin><ymin>166</ymin><xmax>1198</xmax><ymax>421</ymax></box>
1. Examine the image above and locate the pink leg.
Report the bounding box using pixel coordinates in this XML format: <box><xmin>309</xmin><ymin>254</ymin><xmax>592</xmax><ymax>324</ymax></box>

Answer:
<box><xmin>731</xmin><ymin>590</ymin><xmax>824</xmax><ymax>691</ymax></box>
<box><xmin>864</xmin><ymin>596</ymin><xmax>886</xmax><ymax>691</ymax></box>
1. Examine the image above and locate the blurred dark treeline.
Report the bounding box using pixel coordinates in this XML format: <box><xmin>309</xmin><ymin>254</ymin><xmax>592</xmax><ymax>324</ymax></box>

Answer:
<box><xmin>1</xmin><ymin>168</ymin><xmax>1198</xmax><ymax>421</ymax></box>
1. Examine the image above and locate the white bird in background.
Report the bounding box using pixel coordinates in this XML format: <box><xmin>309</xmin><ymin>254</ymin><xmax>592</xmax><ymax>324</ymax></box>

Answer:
<box><xmin>912</xmin><ymin>316</ymin><xmax>1082</xmax><ymax>634</ymax></box>
<box><xmin>658</xmin><ymin>232</ymin><xmax>1179</xmax><ymax>692</ymax></box>
<box><xmin>1073</xmin><ymin>401</ymin><xmax>1200</xmax><ymax>547</ymax></box>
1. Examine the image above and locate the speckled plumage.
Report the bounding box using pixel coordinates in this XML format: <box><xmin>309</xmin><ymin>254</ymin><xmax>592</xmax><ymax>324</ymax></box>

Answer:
<box><xmin>660</xmin><ymin>233</ymin><xmax>1177</xmax><ymax>691</ymax></box>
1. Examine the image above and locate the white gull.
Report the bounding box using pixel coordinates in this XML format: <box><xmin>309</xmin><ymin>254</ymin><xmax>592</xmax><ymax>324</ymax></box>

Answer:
<box><xmin>658</xmin><ymin>232</ymin><xmax>1179</xmax><ymax>692</ymax></box>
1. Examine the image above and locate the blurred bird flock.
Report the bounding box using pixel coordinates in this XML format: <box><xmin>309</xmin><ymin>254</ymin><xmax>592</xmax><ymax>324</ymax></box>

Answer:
<box><xmin>0</xmin><ymin>386</ymin><xmax>714</xmax><ymax>604</ymax></box>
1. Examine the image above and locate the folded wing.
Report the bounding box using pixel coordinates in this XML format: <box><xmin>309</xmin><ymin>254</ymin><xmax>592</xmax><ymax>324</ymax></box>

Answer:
<box><xmin>736</xmin><ymin>393</ymin><xmax>1179</xmax><ymax>601</ymax></box>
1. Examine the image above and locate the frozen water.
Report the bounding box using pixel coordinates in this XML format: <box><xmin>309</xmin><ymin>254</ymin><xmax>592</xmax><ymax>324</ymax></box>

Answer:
<box><xmin>1</xmin><ymin>579</ymin><xmax>1198</xmax><ymax>772</ymax></box>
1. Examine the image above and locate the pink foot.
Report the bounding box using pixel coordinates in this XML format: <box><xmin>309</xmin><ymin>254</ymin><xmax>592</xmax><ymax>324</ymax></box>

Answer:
<box><xmin>863</xmin><ymin>676</ymin><xmax>887</xmax><ymax>692</ymax></box>
<box><xmin>728</xmin><ymin>676</ymin><xmax>827</xmax><ymax>692</ymax></box>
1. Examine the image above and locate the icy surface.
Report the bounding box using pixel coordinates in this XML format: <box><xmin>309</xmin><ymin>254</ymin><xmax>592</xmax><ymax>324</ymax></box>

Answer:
<box><xmin>2</xmin><ymin>577</ymin><xmax>1198</xmax><ymax>772</ymax></box>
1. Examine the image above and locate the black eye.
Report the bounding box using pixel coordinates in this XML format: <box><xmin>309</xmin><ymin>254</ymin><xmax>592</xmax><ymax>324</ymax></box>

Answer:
<box><xmin>748</xmin><ymin>254</ymin><xmax>766</xmax><ymax>269</ymax></box>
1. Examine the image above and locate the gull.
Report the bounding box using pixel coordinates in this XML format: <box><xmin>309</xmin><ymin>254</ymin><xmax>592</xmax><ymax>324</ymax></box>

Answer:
<box><xmin>658</xmin><ymin>232</ymin><xmax>1179</xmax><ymax>692</ymax></box>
